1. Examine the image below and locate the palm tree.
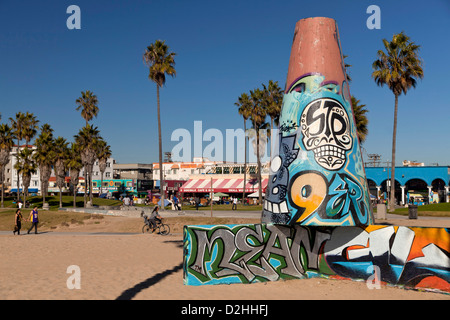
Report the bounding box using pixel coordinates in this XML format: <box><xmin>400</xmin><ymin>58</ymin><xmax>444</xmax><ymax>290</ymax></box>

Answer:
<box><xmin>262</xmin><ymin>80</ymin><xmax>283</xmax><ymax>131</ymax></box>
<box><xmin>262</xmin><ymin>80</ymin><xmax>283</xmax><ymax>158</ymax></box>
<box><xmin>9</xmin><ymin>112</ymin><xmax>27</xmax><ymax>201</ymax></box>
<box><xmin>372</xmin><ymin>31</ymin><xmax>424</xmax><ymax>211</ymax></box>
<box><xmin>34</xmin><ymin>124</ymin><xmax>55</xmax><ymax>208</ymax></box>
<box><xmin>75</xmin><ymin>124</ymin><xmax>101</xmax><ymax>207</ymax></box>
<box><xmin>53</xmin><ymin>137</ymin><xmax>69</xmax><ymax>208</ymax></box>
<box><xmin>76</xmin><ymin>90</ymin><xmax>99</xmax><ymax>126</ymax></box>
<box><xmin>14</xmin><ymin>147</ymin><xmax>37</xmax><ymax>206</ymax></box>
<box><xmin>235</xmin><ymin>93</ymin><xmax>252</xmax><ymax>203</ymax></box>
<box><xmin>351</xmin><ymin>96</ymin><xmax>369</xmax><ymax>144</ymax></box>
<box><xmin>0</xmin><ymin>124</ymin><xmax>15</xmax><ymax>207</ymax></box>
<box><xmin>67</xmin><ymin>142</ymin><xmax>83</xmax><ymax>208</ymax></box>
<box><xmin>96</xmin><ymin>138</ymin><xmax>112</xmax><ymax>196</ymax></box>
<box><xmin>143</xmin><ymin>40</ymin><xmax>176</xmax><ymax>209</ymax></box>
<box><xmin>249</xmin><ymin>88</ymin><xmax>268</xmax><ymax>206</ymax></box>
<box><xmin>22</xmin><ymin>112</ymin><xmax>39</xmax><ymax>147</ymax></box>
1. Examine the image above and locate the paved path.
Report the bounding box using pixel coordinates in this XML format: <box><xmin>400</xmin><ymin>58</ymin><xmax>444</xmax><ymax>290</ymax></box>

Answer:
<box><xmin>2</xmin><ymin>210</ymin><xmax>449</xmax><ymax>236</ymax></box>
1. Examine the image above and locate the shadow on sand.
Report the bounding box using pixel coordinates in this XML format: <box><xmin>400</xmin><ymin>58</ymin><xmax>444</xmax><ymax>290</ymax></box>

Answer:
<box><xmin>116</xmin><ymin>263</ymin><xmax>183</xmax><ymax>300</ymax></box>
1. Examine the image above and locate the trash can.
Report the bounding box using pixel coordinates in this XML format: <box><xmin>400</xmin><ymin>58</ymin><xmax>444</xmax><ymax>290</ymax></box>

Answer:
<box><xmin>408</xmin><ymin>205</ymin><xmax>418</xmax><ymax>219</ymax></box>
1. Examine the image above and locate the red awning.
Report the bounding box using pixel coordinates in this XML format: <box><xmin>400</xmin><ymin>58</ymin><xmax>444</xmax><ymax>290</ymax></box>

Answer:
<box><xmin>179</xmin><ymin>177</ymin><xmax>268</xmax><ymax>193</ymax></box>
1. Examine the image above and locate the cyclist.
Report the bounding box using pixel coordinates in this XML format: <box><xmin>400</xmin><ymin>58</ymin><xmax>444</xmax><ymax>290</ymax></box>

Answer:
<box><xmin>147</xmin><ymin>205</ymin><xmax>162</xmax><ymax>232</ymax></box>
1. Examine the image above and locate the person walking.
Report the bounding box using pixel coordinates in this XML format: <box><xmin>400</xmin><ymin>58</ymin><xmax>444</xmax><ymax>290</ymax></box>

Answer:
<box><xmin>27</xmin><ymin>206</ymin><xmax>39</xmax><ymax>234</ymax></box>
<box><xmin>13</xmin><ymin>209</ymin><xmax>23</xmax><ymax>235</ymax></box>
<box><xmin>232</xmin><ymin>197</ymin><xmax>238</xmax><ymax>210</ymax></box>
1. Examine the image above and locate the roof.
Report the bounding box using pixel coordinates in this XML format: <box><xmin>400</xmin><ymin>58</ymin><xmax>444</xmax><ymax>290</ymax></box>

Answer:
<box><xmin>180</xmin><ymin>177</ymin><xmax>268</xmax><ymax>193</ymax></box>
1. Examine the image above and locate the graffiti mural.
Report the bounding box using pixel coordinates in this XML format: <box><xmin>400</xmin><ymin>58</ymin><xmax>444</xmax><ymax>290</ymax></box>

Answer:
<box><xmin>183</xmin><ymin>224</ymin><xmax>450</xmax><ymax>294</ymax></box>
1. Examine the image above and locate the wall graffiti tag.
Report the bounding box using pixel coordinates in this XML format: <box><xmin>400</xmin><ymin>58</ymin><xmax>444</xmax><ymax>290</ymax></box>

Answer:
<box><xmin>183</xmin><ymin>224</ymin><xmax>450</xmax><ymax>294</ymax></box>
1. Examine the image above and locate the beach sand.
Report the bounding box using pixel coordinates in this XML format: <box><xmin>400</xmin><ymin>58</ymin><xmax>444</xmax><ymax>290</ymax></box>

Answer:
<box><xmin>1</xmin><ymin>214</ymin><xmax>449</xmax><ymax>300</ymax></box>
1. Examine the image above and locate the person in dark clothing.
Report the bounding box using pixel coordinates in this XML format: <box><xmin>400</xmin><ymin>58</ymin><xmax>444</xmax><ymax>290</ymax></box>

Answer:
<box><xmin>148</xmin><ymin>206</ymin><xmax>162</xmax><ymax>232</ymax></box>
<box><xmin>27</xmin><ymin>206</ymin><xmax>39</xmax><ymax>234</ymax></box>
<box><xmin>13</xmin><ymin>209</ymin><xmax>23</xmax><ymax>235</ymax></box>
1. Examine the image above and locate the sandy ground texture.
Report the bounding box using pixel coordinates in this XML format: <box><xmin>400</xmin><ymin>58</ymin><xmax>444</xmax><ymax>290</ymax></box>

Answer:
<box><xmin>1</xmin><ymin>214</ymin><xmax>449</xmax><ymax>300</ymax></box>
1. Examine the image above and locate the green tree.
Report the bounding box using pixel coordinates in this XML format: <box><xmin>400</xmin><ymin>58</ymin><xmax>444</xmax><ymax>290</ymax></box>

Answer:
<box><xmin>9</xmin><ymin>112</ymin><xmax>27</xmax><ymax>201</ymax></box>
<box><xmin>75</xmin><ymin>125</ymin><xmax>101</xmax><ymax>207</ymax></box>
<box><xmin>53</xmin><ymin>137</ymin><xmax>69</xmax><ymax>208</ymax></box>
<box><xmin>372</xmin><ymin>32</ymin><xmax>424</xmax><ymax>210</ymax></box>
<box><xmin>34</xmin><ymin>124</ymin><xmax>55</xmax><ymax>207</ymax></box>
<box><xmin>262</xmin><ymin>80</ymin><xmax>283</xmax><ymax>131</ymax></box>
<box><xmin>76</xmin><ymin>90</ymin><xmax>99</xmax><ymax>126</ymax></box>
<box><xmin>235</xmin><ymin>92</ymin><xmax>252</xmax><ymax>202</ymax></box>
<box><xmin>351</xmin><ymin>96</ymin><xmax>369</xmax><ymax>144</ymax></box>
<box><xmin>14</xmin><ymin>147</ymin><xmax>37</xmax><ymax>206</ymax></box>
<box><xmin>249</xmin><ymin>88</ymin><xmax>268</xmax><ymax>206</ymax></box>
<box><xmin>67</xmin><ymin>142</ymin><xmax>83</xmax><ymax>208</ymax></box>
<box><xmin>96</xmin><ymin>138</ymin><xmax>112</xmax><ymax>196</ymax></box>
<box><xmin>0</xmin><ymin>124</ymin><xmax>15</xmax><ymax>207</ymax></box>
<box><xmin>143</xmin><ymin>40</ymin><xmax>176</xmax><ymax>209</ymax></box>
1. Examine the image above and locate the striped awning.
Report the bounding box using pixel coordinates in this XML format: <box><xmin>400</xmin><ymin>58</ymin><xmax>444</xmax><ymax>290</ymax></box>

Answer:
<box><xmin>179</xmin><ymin>177</ymin><xmax>268</xmax><ymax>193</ymax></box>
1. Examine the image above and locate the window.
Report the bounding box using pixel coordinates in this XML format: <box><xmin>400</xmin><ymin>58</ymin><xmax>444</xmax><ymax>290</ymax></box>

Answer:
<box><xmin>105</xmin><ymin>172</ymin><xmax>111</xmax><ymax>178</ymax></box>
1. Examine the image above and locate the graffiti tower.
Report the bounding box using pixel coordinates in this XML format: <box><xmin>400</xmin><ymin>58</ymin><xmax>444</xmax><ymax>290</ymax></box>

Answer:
<box><xmin>262</xmin><ymin>17</ymin><xmax>373</xmax><ymax>226</ymax></box>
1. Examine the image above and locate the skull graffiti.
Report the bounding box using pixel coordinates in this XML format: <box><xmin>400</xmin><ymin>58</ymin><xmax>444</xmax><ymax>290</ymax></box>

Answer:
<box><xmin>300</xmin><ymin>98</ymin><xmax>352</xmax><ymax>170</ymax></box>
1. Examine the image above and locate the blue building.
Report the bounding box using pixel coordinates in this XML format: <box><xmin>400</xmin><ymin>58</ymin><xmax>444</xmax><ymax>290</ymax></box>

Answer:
<box><xmin>364</xmin><ymin>166</ymin><xmax>450</xmax><ymax>205</ymax></box>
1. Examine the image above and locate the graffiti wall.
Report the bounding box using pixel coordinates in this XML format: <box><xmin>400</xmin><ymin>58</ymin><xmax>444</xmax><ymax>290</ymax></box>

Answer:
<box><xmin>183</xmin><ymin>224</ymin><xmax>450</xmax><ymax>294</ymax></box>
<box><xmin>261</xmin><ymin>17</ymin><xmax>373</xmax><ymax>226</ymax></box>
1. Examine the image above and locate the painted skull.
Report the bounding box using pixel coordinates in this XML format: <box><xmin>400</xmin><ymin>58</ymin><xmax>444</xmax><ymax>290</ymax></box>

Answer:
<box><xmin>300</xmin><ymin>98</ymin><xmax>352</xmax><ymax>170</ymax></box>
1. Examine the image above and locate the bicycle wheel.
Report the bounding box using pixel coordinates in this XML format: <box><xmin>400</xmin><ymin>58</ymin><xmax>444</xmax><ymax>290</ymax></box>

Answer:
<box><xmin>160</xmin><ymin>224</ymin><xmax>170</xmax><ymax>235</ymax></box>
<box><xmin>142</xmin><ymin>224</ymin><xmax>151</xmax><ymax>233</ymax></box>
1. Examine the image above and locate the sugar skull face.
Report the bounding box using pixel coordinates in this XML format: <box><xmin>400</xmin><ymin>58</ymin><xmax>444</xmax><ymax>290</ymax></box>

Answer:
<box><xmin>300</xmin><ymin>98</ymin><xmax>352</xmax><ymax>170</ymax></box>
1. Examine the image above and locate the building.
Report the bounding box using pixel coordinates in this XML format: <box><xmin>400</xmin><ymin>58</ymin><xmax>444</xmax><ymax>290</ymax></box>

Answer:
<box><xmin>179</xmin><ymin>161</ymin><xmax>270</xmax><ymax>201</ymax></box>
<box><xmin>110</xmin><ymin>163</ymin><xmax>154</xmax><ymax>197</ymax></box>
<box><xmin>80</xmin><ymin>157</ymin><xmax>115</xmax><ymax>181</ymax></box>
<box><xmin>365</xmin><ymin>166</ymin><xmax>449</xmax><ymax>205</ymax></box>
<box><xmin>113</xmin><ymin>163</ymin><xmax>152</xmax><ymax>180</ymax></box>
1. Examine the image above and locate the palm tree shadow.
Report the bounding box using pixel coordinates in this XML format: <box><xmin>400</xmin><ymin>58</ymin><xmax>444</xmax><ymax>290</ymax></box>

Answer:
<box><xmin>116</xmin><ymin>262</ymin><xmax>183</xmax><ymax>300</ymax></box>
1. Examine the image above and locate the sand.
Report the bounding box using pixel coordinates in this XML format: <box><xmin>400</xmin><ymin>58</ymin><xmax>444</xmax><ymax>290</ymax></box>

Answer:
<box><xmin>1</xmin><ymin>214</ymin><xmax>449</xmax><ymax>301</ymax></box>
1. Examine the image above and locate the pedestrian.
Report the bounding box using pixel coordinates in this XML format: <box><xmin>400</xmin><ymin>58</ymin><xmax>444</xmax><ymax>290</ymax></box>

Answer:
<box><xmin>195</xmin><ymin>197</ymin><xmax>199</xmax><ymax>211</ymax></box>
<box><xmin>173</xmin><ymin>195</ymin><xmax>180</xmax><ymax>210</ymax></box>
<box><xmin>13</xmin><ymin>208</ymin><xmax>23</xmax><ymax>235</ymax></box>
<box><xmin>232</xmin><ymin>197</ymin><xmax>238</xmax><ymax>210</ymax></box>
<box><xmin>27</xmin><ymin>206</ymin><xmax>39</xmax><ymax>234</ymax></box>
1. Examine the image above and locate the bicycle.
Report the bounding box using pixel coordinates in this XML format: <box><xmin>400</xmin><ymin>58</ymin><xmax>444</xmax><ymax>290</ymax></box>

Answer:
<box><xmin>142</xmin><ymin>217</ymin><xmax>170</xmax><ymax>235</ymax></box>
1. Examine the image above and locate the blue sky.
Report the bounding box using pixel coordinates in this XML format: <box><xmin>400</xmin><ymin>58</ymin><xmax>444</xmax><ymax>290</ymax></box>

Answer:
<box><xmin>1</xmin><ymin>0</ymin><xmax>449</xmax><ymax>166</ymax></box>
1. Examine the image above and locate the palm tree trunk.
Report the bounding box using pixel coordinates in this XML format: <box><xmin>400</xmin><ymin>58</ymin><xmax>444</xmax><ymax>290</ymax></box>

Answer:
<box><xmin>1</xmin><ymin>168</ymin><xmax>4</xmax><ymax>208</ymax></box>
<box><xmin>270</xmin><ymin>117</ymin><xmax>274</xmax><ymax>158</ymax></box>
<box><xmin>100</xmin><ymin>172</ymin><xmax>104</xmax><ymax>195</ymax></box>
<box><xmin>389</xmin><ymin>94</ymin><xmax>399</xmax><ymax>212</ymax></box>
<box><xmin>157</xmin><ymin>84</ymin><xmax>164</xmax><ymax>209</ymax></box>
<box><xmin>73</xmin><ymin>186</ymin><xmax>77</xmax><ymax>208</ymax></box>
<box><xmin>89</xmin><ymin>170</ymin><xmax>93</xmax><ymax>204</ymax></box>
<box><xmin>59</xmin><ymin>186</ymin><xmax>63</xmax><ymax>208</ymax></box>
<box><xmin>242</xmin><ymin>119</ymin><xmax>247</xmax><ymax>204</ymax></box>
<box><xmin>254</xmin><ymin>120</ymin><xmax>262</xmax><ymax>206</ymax></box>
<box><xmin>16</xmin><ymin>141</ymin><xmax>20</xmax><ymax>202</ymax></box>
